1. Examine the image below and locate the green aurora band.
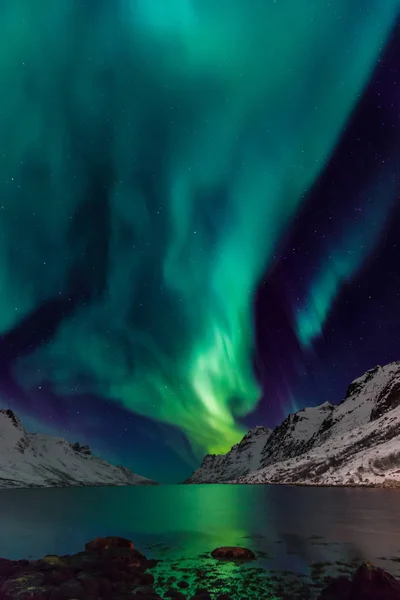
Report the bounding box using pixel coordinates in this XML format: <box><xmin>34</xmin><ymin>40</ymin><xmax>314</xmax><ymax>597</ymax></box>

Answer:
<box><xmin>2</xmin><ymin>1</ymin><xmax>399</xmax><ymax>455</ymax></box>
<box><xmin>295</xmin><ymin>169</ymin><xmax>399</xmax><ymax>349</ymax></box>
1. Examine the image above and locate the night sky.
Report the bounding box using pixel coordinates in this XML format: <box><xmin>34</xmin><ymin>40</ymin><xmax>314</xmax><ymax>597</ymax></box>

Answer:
<box><xmin>0</xmin><ymin>1</ymin><xmax>399</xmax><ymax>483</ymax></box>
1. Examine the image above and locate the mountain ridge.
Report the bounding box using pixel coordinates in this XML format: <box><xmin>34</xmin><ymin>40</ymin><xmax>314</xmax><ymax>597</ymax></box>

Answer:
<box><xmin>184</xmin><ymin>425</ymin><xmax>272</xmax><ymax>483</ymax></box>
<box><xmin>185</xmin><ymin>361</ymin><xmax>400</xmax><ymax>486</ymax></box>
<box><xmin>0</xmin><ymin>409</ymin><xmax>158</xmax><ymax>488</ymax></box>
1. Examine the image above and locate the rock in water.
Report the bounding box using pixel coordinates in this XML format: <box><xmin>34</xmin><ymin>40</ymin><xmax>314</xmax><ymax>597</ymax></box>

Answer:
<box><xmin>210</xmin><ymin>546</ymin><xmax>255</xmax><ymax>561</ymax></box>
<box><xmin>350</xmin><ymin>563</ymin><xmax>400</xmax><ymax>600</ymax></box>
<box><xmin>318</xmin><ymin>563</ymin><xmax>400</xmax><ymax>600</ymax></box>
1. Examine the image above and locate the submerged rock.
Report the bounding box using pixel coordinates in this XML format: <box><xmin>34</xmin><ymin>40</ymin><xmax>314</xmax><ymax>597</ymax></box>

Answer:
<box><xmin>165</xmin><ymin>589</ymin><xmax>186</xmax><ymax>599</ymax></box>
<box><xmin>211</xmin><ymin>546</ymin><xmax>256</xmax><ymax>561</ymax></box>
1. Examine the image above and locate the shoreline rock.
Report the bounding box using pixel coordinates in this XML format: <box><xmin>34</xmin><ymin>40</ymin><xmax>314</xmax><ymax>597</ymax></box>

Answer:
<box><xmin>0</xmin><ymin>536</ymin><xmax>160</xmax><ymax>600</ymax></box>
<box><xmin>317</xmin><ymin>563</ymin><xmax>400</xmax><ymax>600</ymax></box>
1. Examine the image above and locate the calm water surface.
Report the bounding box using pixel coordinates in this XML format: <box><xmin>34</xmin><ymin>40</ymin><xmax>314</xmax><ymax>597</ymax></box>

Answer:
<box><xmin>1</xmin><ymin>485</ymin><xmax>399</xmax><ymax>596</ymax></box>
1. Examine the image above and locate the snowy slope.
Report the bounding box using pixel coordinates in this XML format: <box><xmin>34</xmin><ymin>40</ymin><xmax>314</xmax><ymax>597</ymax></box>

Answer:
<box><xmin>187</xmin><ymin>361</ymin><xmax>400</xmax><ymax>486</ymax></box>
<box><xmin>239</xmin><ymin>361</ymin><xmax>400</xmax><ymax>485</ymax></box>
<box><xmin>185</xmin><ymin>426</ymin><xmax>272</xmax><ymax>483</ymax></box>
<box><xmin>0</xmin><ymin>409</ymin><xmax>157</xmax><ymax>488</ymax></box>
<box><xmin>260</xmin><ymin>402</ymin><xmax>334</xmax><ymax>468</ymax></box>
<box><xmin>238</xmin><ymin>402</ymin><xmax>400</xmax><ymax>486</ymax></box>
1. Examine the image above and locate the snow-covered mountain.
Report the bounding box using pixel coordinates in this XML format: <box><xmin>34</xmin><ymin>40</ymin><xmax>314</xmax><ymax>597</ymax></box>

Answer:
<box><xmin>186</xmin><ymin>361</ymin><xmax>400</xmax><ymax>486</ymax></box>
<box><xmin>185</xmin><ymin>426</ymin><xmax>272</xmax><ymax>483</ymax></box>
<box><xmin>0</xmin><ymin>409</ymin><xmax>157</xmax><ymax>488</ymax></box>
<box><xmin>259</xmin><ymin>401</ymin><xmax>334</xmax><ymax>468</ymax></box>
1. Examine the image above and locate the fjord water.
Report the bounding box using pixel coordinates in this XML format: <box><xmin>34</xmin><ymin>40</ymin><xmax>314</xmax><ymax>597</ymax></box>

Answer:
<box><xmin>1</xmin><ymin>485</ymin><xmax>399</xmax><ymax>574</ymax></box>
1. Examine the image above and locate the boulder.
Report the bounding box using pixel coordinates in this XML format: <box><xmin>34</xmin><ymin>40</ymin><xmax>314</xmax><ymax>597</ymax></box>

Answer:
<box><xmin>318</xmin><ymin>563</ymin><xmax>400</xmax><ymax>600</ymax></box>
<box><xmin>41</xmin><ymin>555</ymin><xmax>66</xmax><ymax>567</ymax></box>
<box><xmin>350</xmin><ymin>563</ymin><xmax>400</xmax><ymax>600</ymax></box>
<box><xmin>0</xmin><ymin>536</ymin><xmax>155</xmax><ymax>600</ymax></box>
<box><xmin>84</xmin><ymin>536</ymin><xmax>134</xmax><ymax>552</ymax></box>
<box><xmin>210</xmin><ymin>546</ymin><xmax>256</xmax><ymax>561</ymax></box>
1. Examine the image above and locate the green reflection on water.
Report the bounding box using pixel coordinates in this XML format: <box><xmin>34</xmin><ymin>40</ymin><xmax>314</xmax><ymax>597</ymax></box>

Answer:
<box><xmin>150</xmin><ymin>554</ymin><xmax>313</xmax><ymax>600</ymax></box>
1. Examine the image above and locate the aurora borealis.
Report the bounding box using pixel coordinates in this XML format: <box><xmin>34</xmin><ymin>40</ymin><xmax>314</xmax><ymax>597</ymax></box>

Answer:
<box><xmin>295</xmin><ymin>167</ymin><xmax>398</xmax><ymax>349</ymax></box>
<box><xmin>0</xmin><ymin>1</ymin><xmax>399</xmax><ymax>482</ymax></box>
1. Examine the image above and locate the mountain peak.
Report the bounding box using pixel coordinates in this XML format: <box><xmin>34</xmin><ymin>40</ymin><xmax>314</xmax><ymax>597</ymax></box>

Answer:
<box><xmin>0</xmin><ymin>408</ymin><xmax>24</xmax><ymax>429</ymax></box>
<box><xmin>185</xmin><ymin>424</ymin><xmax>272</xmax><ymax>483</ymax></box>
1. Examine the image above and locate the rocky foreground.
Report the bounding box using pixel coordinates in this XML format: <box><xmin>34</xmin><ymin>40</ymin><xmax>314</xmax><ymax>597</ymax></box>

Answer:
<box><xmin>2</xmin><ymin>536</ymin><xmax>400</xmax><ymax>599</ymax></box>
